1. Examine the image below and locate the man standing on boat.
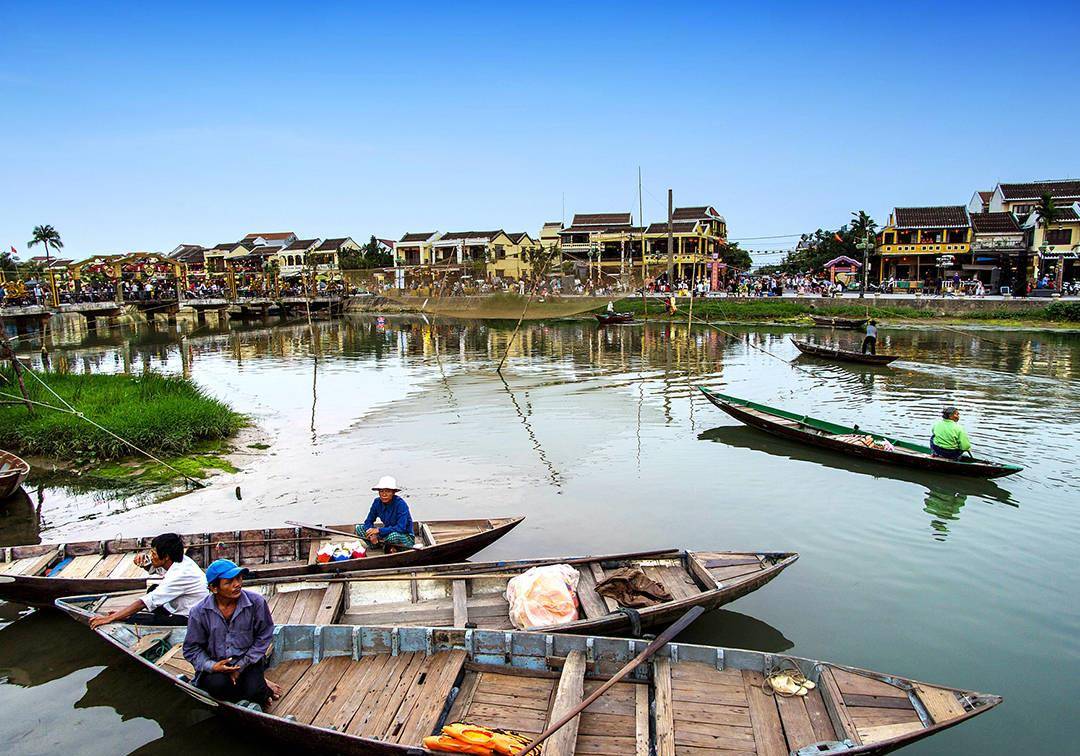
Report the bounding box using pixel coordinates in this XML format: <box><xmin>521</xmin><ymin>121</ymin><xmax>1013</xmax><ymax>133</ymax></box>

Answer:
<box><xmin>89</xmin><ymin>533</ymin><xmax>207</xmax><ymax>628</ymax></box>
<box><xmin>862</xmin><ymin>320</ymin><xmax>878</xmax><ymax>355</ymax></box>
<box><xmin>356</xmin><ymin>475</ymin><xmax>416</xmax><ymax>552</ymax></box>
<box><xmin>183</xmin><ymin>559</ymin><xmax>280</xmax><ymax>709</ymax></box>
<box><xmin>930</xmin><ymin>407</ymin><xmax>972</xmax><ymax>460</ymax></box>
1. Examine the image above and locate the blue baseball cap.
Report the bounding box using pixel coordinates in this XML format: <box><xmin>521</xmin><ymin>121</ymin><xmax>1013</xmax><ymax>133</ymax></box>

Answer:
<box><xmin>205</xmin><ymin>559</ymin><xmax>250</xmax><ymax>585</ymax></box>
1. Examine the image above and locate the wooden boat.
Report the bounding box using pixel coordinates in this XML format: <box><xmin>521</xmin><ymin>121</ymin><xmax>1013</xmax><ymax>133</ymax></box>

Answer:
<box><xmin>78</xmin><ymin>548</ymin><xmax>798</xmax><ymax>636</ymax></box>
<box><xmin>811</xmin><ymin>315</ymin><xmax>868</xmax><ymax>329</ymax></box>
<box><xmin>0</xmin><ymin>517</ymin><xmax>522</xmax><ymax>608</ymax></box>
<box><xmin>0</xmin><ymin>449</ymin><xmax>30</xmax><ymax>500</ymax></box>
<box><xmin>55</xmin><ymin>600</ymin><xmax>1003</xmax><ymax>756</ymax></box>
<box><xmin>699</xmin><ymin>389</ymin><xmax>1023</xmax><ymax>479</ymax></box>
<box><xmin>595</xmin><ymin>312</ymin><xmax>635</xmax><ymax>325</ymax></box>
<box><xmin>791</xmin><ymin>338</ymin><xmax>900</xmax><ymax>365</ymax></box>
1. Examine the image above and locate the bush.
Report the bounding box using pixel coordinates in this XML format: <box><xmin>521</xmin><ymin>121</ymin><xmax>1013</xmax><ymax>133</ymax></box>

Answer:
<box><xmin>0</xmin><ymin>370</ymin><xmax>243</xmax><ymax>461</ymax></box>
<box><xmin>1045</xmin><ymin>301</ymin><xmax>1080</xmax><ymax>321</ymax></box>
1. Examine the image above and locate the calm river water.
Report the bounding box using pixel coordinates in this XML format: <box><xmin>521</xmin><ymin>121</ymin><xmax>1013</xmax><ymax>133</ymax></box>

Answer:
<box><xmin>1</xmin><ymin>314</ymin><xmax>1078</xmax><ymax>754</ymax></box>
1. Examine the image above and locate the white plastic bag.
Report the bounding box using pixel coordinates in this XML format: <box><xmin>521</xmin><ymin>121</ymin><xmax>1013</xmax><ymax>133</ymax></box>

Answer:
<box><xmin>505</xmin><ymin>564</ymin><xmax>580</xmax><ymax>629</ymax></box>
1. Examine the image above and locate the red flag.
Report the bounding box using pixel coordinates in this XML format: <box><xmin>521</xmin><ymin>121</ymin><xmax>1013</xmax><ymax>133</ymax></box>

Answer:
<box><xmin>833</xmin><ymin>233</ymin><xmax>843</xmax><ymax>243</ymax></box>
<box><xmin>9</xmin><ymin>246</ymin><xmax>16</xmax><ymax>255</ymax></box>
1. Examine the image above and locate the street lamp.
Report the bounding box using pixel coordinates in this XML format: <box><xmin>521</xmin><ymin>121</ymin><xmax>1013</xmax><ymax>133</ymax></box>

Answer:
<box><xmin>856</xmin><ymin>232</ymin><xmax>875</xmax><ymax>298</ymax></box>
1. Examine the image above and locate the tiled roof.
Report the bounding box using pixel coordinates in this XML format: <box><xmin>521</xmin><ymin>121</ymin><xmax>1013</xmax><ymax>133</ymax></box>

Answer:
<box><xmin>570</xmin><ymin>212</ymin><xmax>632</xmax><ymax>226</ymax></box>
<box><xmin>978</xmin><ymin>191</ymin><xmax>993</xmax><ymax>203</ymax></box>
<box><xmin>671</xmin><ymin>206</ymin><xmax>720</xmax><ymax>221</ymax></box>
<box><xmin>377</xmin><ymin>238</ymin><xmax>396</xmax><ymax>248</ymax></box>
<box><xmin>283</xmin><ymin>238</ymin><xmax>319</xmax><ymax>251</ymax></box>
<box><xmin>970</xmin><ymin>212</ymin><xmax>1021</xmax><ymax>234</ymax></box>
<box><xmin>645</xmin><ymin>221</ymin><xmax>699</xmax><ymax>234</ymax></box>
<box><xmin>400</xmin><ymin>232</ymin><xmax>436</xmax><ymax>243</ymax></box>
<box><xmin>893</xmin><ymin>206</ymin><xmax>969</xmax><ymax>229</ymax></box>
<box><xmin>243</xmin><ymin>232</ymin><xmax>296</xmax><ymax>241</ymax></box>
<box><xmin>999</xmin><ymin>180</ymin><xmax>1080</xmax><ymax>202</ymax></box>
<box><xmin>1044</xmin><ymin>205</ymin><xmax>1080</xmax><ymax>222</ymax></box>
<box><xmin>171</xmin><ymin>245</ymin><xmax>206</xmax><ymax>263</ymax></box>
<box><xmin>248</xmin><ymin>246</ymin><xmax>279</xmax><ymax>257</ymax></box>
<box><xmin>209</xmin><ymin>242</ymin><xmax>241</xmax><ymax>252</ymax></box>
<box><xmin>438</xmin><ymin>230</ymin><xmax>504</xmax><ymax>242</ymax></box>
<box><xmin>508</xmin><ymin>232</ymin><xmax>533</xmax><ymax>244</ymax></box>
<box><xmin>315</xmin><ymin>237</ymin><xmax>351</xmax><ymax>251</ymax></box>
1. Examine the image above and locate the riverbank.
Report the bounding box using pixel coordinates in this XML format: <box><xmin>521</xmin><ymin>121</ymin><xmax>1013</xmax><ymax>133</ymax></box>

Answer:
<box><xmin>611</xmin><ymin>297</ymin><xmax>1080</xmax><ymax>328</ymax></box>
<box><xmin>0</xmin><ymin>370</ymin><xmax>244</xmax><ymax>483</ymax></box>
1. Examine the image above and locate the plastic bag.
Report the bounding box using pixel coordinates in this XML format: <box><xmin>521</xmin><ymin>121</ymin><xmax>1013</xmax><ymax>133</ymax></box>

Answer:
<box><xmin>315</xmin><ymin>541</ymin><xmax>366</xmax><ymax>563</ymax></box>
<box><xmin>505</xmin><ymin>564</ymin><xmax>580</xmax><ymax>630</ymax></box>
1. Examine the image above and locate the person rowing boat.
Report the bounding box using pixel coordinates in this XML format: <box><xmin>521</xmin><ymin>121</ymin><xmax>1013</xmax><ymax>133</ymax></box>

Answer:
<box><xmin>930</xmin><ymin>406</ymin><xmax>972</xmax><ymax>460</ymax></box>
<box><xmin>355</xmin><ymin>475</ymin><xmax>416</xmax><ymax>553</ymax></box>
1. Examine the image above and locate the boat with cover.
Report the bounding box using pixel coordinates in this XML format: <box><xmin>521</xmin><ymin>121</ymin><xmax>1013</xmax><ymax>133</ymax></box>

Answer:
<box><xmin>74</xmin><ymin>548</ymin><xmax>798</xmax><ymax>636</ymax></box>
<box><xmin>811</xmin><ymin>315</ymin><xmax>868</xmax><ymax>329</ymax></box>
<box><xmin>595</xmin><ymin>312</ymin><xmax>635</xmax><ymax>325</ymax></box>
<box><xmin>699</xmin><ymin>388</ymin><xmax>1022</xmax><ymax>479</ymax></box>
<box><xmin>0</xmin><ymin>517</ymin><xmax>523</xmax><ymax>607</ymax></box>
<box><xmin>55</xmin><ymin>597</ymin><xmax>1003</xmax><ymax>755</ymax></box>
<box><xmin>0</xmin><ymin>450</ymin><xmax>30</xmax><ymax>500</ymax></box>
<box><xmin>791</xmin><ymin>338</ymin><xmax>900</xmax><ymax>365</ymax></box>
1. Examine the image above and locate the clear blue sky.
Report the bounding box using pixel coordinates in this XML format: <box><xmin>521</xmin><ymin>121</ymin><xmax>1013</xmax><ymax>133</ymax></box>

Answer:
<box><xmin>2</xmin><ymin>1</ymin><xmax>1078</xmax><ymax>264</ymax></box>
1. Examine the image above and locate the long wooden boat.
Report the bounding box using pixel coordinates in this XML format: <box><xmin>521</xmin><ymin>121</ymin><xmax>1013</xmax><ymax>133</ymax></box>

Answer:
<box><xmin>595</xmin><ymin>312</ymin><xmax>635</xmax><ymax>325</ymax></box>
<box><xmin>792</xmin><ymin>338</ymin><xmax>900</xmax><ymax>365</ymax></box>
<box><xmin>811</xmin><ymin>315</ymin><xmax>868</xmax><ymax>329</ymax></box>
<box><xmin>699</xmin><ymin>388</ymin><xmax>1023</xmax><ymax>479</ymax></box>
<box><xmin>0</xmin><ymin>449</ymin><xmax>30</xmax><ymax>500</ymax></box>
<box><xmin>78</xmin><ymin>548</ymin><xmax>798</xmax><ymax>636</ymax></box>
<box><xmin>55</xmin><ymin>600</ymin><xmax>1002</xmax><ymax>755</ymax></box>
<box><xmin>0</xmin><ymin>517</ymin><xmax>522</xmax><ymax>607</ymax></box>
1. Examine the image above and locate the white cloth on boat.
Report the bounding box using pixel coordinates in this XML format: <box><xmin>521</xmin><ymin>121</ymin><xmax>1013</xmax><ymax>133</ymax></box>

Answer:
<box><xmin>505</xmin><ymin>564</ymin><xmax>580</xmax><ymax>630</ymax></box>
<box><xmin>141</xmin><ymin>555</ymin><xmax>209</xmax><ymax>615</ymax></box>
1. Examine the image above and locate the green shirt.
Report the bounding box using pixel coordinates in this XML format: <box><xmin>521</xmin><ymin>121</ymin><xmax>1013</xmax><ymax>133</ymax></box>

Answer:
<box><xmin>932</xmin><ymin>419</ymin><xmax>971</xmax><ymax>451</ymax></box>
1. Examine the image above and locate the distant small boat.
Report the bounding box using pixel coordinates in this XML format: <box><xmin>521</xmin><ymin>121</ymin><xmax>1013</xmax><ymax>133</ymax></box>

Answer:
<box><xmin>699</xmin><ymin>388</ymin><xmax>1023</xmax><ymax>479</ymax></box>
<box><xmin>0</xmin><ymin>450</ymin><xmax>30</xmax><ymax>500</ymax></box>
<box><xmin>811</xmin><ymin>315</ymin><xmax>868</xmax><ymax>329</ymax></box>
<box><xmin>56</xmin><ymin>599</ymin><xmax>1003</xmax><ymax>756</ymax></box>
<box><xmin>0</xmin><ymin>517</ymin><xmax>523</xmax><ymax>607</ymax></box>
<box><xmin>791</xmin><ymin>338</ymin><xmax>899</xmax><ymax>365</ymax></box>
<box><xmin>595</xmin><ymin>312</ymin><xmax>635</xmax><ymax>325</ymax></box>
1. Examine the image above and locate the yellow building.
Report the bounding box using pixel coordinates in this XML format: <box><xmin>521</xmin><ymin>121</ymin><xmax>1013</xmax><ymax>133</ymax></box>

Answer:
<box><xmin>1024</xmin><ymin>202</ymin><xmax>1080</xmax><ymax>288</ymax></box>
<box><xmin>877</xmin><ymin>206</ymin><xmax>971</xmax><ymax>289</ymax></box>
<box><xmin>989</xmin><ymin>179</ymin><xmax>1080</xmax><ymax>218</ymax></box>
<box><xmin>429</xmin><ymin>231</ymin><xmax>517</xmax><ymax>278</ymax></box>
<box><xmin>395</xmin><ymin>232</ymin><xmax>439</xmax><ymax>266</ymax></box>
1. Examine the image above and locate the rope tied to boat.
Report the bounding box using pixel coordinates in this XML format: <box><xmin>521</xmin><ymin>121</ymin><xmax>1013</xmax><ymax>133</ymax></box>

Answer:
<box><xmin>757</xmin><ymin>656</ymin><xmax>816</xmax><ymax>697</ymax></box>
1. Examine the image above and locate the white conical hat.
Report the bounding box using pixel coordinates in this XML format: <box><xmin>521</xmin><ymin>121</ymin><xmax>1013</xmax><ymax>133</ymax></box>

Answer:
<box><xmin>372</xmin><ymin>475</ymin><xmax>401</xmax><ymax>491</ymax></box>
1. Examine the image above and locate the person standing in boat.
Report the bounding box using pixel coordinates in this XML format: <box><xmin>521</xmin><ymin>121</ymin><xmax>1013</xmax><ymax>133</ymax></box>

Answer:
<box><xmin>183</xmin><ymin>559</ymin><xmax>280</xmax><ymax>709</ymax></box>
<box><xmin>862</xmin><ymin>320</ymin><xmax>878</xmax><ymax>355</ymax></box>
<box><xmin>355</xmin><ymin>475</ymin><xmax>416</xmax><ymax>552</ymax></box>
<box><xmin>89</xmin><ymin>533</ymin><xmax>207</xmax><ymax>629</ymax></box>
<box><xmin>930</xmin><ymin>407</ymin><xmax>972</xmax><ymax>460</ymax></box>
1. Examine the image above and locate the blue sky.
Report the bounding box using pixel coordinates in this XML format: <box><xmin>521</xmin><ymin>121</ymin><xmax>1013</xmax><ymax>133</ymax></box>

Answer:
<box><xmin>2</xmin><ymin>1</ymin><xmax>1078</xmax><ymax>264</ymax></box>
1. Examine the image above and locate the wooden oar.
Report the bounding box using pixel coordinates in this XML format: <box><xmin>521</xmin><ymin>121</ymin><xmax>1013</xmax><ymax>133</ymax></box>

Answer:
<box><xmin>516</xmin><ymin>605</ymin><xmax>705</xmax><ymax>756</ymax></box>
<box><xmin>285</xmin><ymin>521</ymin><xmax>359</xmax><ymax>540</ymax></box>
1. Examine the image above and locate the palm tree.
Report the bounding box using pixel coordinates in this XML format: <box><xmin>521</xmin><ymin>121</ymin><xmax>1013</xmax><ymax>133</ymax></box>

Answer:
<box><xmin>28</xmin><ymin>225</ymin><xmax>63</xmax><ymax>265</ymax></box>
<box><xmin>849</xmin><ymin>210</ymin><xmax>877</xmax><ymax>240</ymax></box>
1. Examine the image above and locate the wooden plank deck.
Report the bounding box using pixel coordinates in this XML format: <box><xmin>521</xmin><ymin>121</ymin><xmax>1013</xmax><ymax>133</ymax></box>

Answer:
<box><xmin>545</xmin><ymin>651</ymin><xmax>586</xmax><ymax>756</ymax></box>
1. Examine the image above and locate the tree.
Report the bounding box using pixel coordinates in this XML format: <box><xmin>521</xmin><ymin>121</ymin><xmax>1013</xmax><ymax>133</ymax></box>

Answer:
<box><xmin>717</xmin><ymin>241</ymin><xmax>752</xmax><ymax>270</ymax></box>
<box><xmin>340</xmin><ymin>235</ymin><xmax>394</xmax><ymax>270</ymax></box>
<box><xmin>777</xmin><ymin>226</ymin><xmax>855</xmax><ymax>273</ymax></box>
<box><xmin>0</xmin><ymin>248</ymin><xmax>18</xmax><ymax>273</ymax></box>
<box><xmin>523</xmin><ymin>242</ymin><xmax>559</xmax><ymax>285</ymax></box>
<box><xmin>28</xmin><ymin>224</ymin><xmax>63</xmax><ymax>264</ymax></box>
<box><xmin>1029</xmin><ymin>192</ymin><xmax>1059</xmax><ymax>293</ymax></box>
<box><xmin>849</xmin><ymin>210</ymin><xmax>877</xmax><ymax>240</ymax></box>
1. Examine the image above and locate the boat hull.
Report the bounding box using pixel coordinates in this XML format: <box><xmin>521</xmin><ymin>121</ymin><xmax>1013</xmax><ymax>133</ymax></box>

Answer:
<box><xmin>0</xmin><ymin>450</ymin><xmax>30</xmax><ymax>500</ymax></box>
<box><xmin>595</xmin><ymin>313</ymin><xmax>635</xmax><ymax>325</ymax></box>
<box><xmin>0</xmin><ymin>517</ymin><xmax>523</xmax><ymax>608</ymax></box>
<box><xmin>700</xmin><ymin>389</ymin><xmax>1021</xmax><ymax>479</ymax></box>
<box><xmin>792</xmin><ymin>338</ymin><xmax>899</xmax><ymax>365</ymax></box>
<box><xmin>811</xmin><ymin>315</ymin><xmax>867</xmax><ymax>329</ymax></box>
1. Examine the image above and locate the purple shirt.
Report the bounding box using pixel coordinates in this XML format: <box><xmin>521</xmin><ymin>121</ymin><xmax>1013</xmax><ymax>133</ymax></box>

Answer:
<box><xmin>183</xmin><ymin>589</ymin><xmax>274</xmax><ymax>674</ymax></box>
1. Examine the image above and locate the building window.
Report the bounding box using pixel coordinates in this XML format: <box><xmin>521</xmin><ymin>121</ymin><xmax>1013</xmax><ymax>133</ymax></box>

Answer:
<box><xmin>883</xmin><ymin>232</ymin><xmax>895</xmax><ymax>245</ymax></box>
<box><xmin>1046</xmin><ymin>228</ymin><xmax>1073</xmax><ymax>246</ymax></box>
<box><xmin>946</xmin><ymin>230</ymin><xmax>967</xmax><ymax>243</ymax></box>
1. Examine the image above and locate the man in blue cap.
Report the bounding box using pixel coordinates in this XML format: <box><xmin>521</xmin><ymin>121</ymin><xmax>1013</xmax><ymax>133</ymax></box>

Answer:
<box><xmin>183</xmin><ymin>558</ymin><xmax>280</xmax><ymax>708</ymax></box>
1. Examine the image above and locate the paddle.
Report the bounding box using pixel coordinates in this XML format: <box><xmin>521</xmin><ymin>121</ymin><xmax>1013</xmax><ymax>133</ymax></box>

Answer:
<box><xmin>516</xmin><ymin>605</ymin><xmax>706</xmax><ymax>756</ymax></box>
<box><xmin>286</xmin><ymin>520</ymin><xmax>424</xmax><ymax>551</ymax></box>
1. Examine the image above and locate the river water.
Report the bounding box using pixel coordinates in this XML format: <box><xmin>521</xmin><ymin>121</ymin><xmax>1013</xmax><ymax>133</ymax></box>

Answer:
<box><xmin>1</xmin><ymin>315</ymin><xmax>1078</xmax><ymax>754</ymax></box>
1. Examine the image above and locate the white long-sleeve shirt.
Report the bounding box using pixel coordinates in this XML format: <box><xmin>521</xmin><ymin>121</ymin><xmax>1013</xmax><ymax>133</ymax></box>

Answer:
<box><xmin>140</xmin><ymin>555</ymin><xmax>209</xmax><ymax>616</ymax></box>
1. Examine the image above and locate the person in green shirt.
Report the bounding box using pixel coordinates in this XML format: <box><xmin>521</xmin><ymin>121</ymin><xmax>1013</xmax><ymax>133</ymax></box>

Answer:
<box><xmin>930</xmin><ymin>406</ymin><xmax>972</xmax><ymax>460</ymax></box>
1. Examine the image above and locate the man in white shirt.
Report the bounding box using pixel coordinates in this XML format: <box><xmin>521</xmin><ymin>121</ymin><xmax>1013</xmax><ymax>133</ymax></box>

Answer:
<box><xmin>89</xmin><ymin>533</ymin><xmax>208</xmax><ymax>628</ymax></box>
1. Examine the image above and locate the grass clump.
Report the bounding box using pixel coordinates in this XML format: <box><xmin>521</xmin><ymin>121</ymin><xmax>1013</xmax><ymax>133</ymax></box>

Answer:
<box><xmin>0</xmin><ymin>369</ymin><xmax>243</xmax><ymax>463</ymax></box>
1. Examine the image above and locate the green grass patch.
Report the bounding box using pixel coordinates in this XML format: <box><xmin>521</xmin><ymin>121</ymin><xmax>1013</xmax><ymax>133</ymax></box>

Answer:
<box><xmin>0</xmin><ymin>369</ymin><xmax>243</xmax><ymax>463</ymax></box>
<box><xmin>607</xmin><ymin>298</ymin><xmax>1061</xmax><ymax>324</ymax></box>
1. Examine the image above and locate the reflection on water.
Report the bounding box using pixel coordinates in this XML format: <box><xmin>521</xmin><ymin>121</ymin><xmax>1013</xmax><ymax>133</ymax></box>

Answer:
<box><xmin>2</xmin><ymin>314</ymin><xmax>1080</xmax><ymax>755</ymax></box>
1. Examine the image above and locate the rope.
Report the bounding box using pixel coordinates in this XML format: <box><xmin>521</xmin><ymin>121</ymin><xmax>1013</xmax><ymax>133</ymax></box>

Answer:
<box><xmin>0</xmin><ymin>388</ymin><xmax>207</xmax><ymax>489</ymax></box>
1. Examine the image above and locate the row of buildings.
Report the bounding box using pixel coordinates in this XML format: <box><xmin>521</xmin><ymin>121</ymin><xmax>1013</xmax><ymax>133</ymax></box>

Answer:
<box><xmin>391</xmin><ymin>205</ymin><xmax>729</xmax><ymax>286</ymax></box>
<box><xmin>168</xmin><ymin>232</ymin><xmax>369</xmax><ymax>279</ymax></box>
<box><xmin>875</xmin><ymin>179</ymin><xmax>1080</xmax><ymax>292</ymax></box>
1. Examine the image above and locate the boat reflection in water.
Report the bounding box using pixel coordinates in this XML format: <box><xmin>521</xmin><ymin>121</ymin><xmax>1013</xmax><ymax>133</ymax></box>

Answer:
<box><xmin>698</xmin><ymin>424</ymin><xmax>1017</xmax><ymax>538</ymax></box>
<box><xmin>678</xmin><ymin>607</ymin><xmax>794</xmax><ymax>653</ymax></box>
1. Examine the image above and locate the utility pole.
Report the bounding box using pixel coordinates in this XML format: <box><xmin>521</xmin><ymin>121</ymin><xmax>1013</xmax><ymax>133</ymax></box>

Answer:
<box><xmin>667</xmin><ymin>189</ymin><xmax>674</xmax><ymax>284</ymax></box>
<box><xmin>857</xmin><ymin>231</ymin><xmax>874</xmax><ymax>299</ymax></box>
